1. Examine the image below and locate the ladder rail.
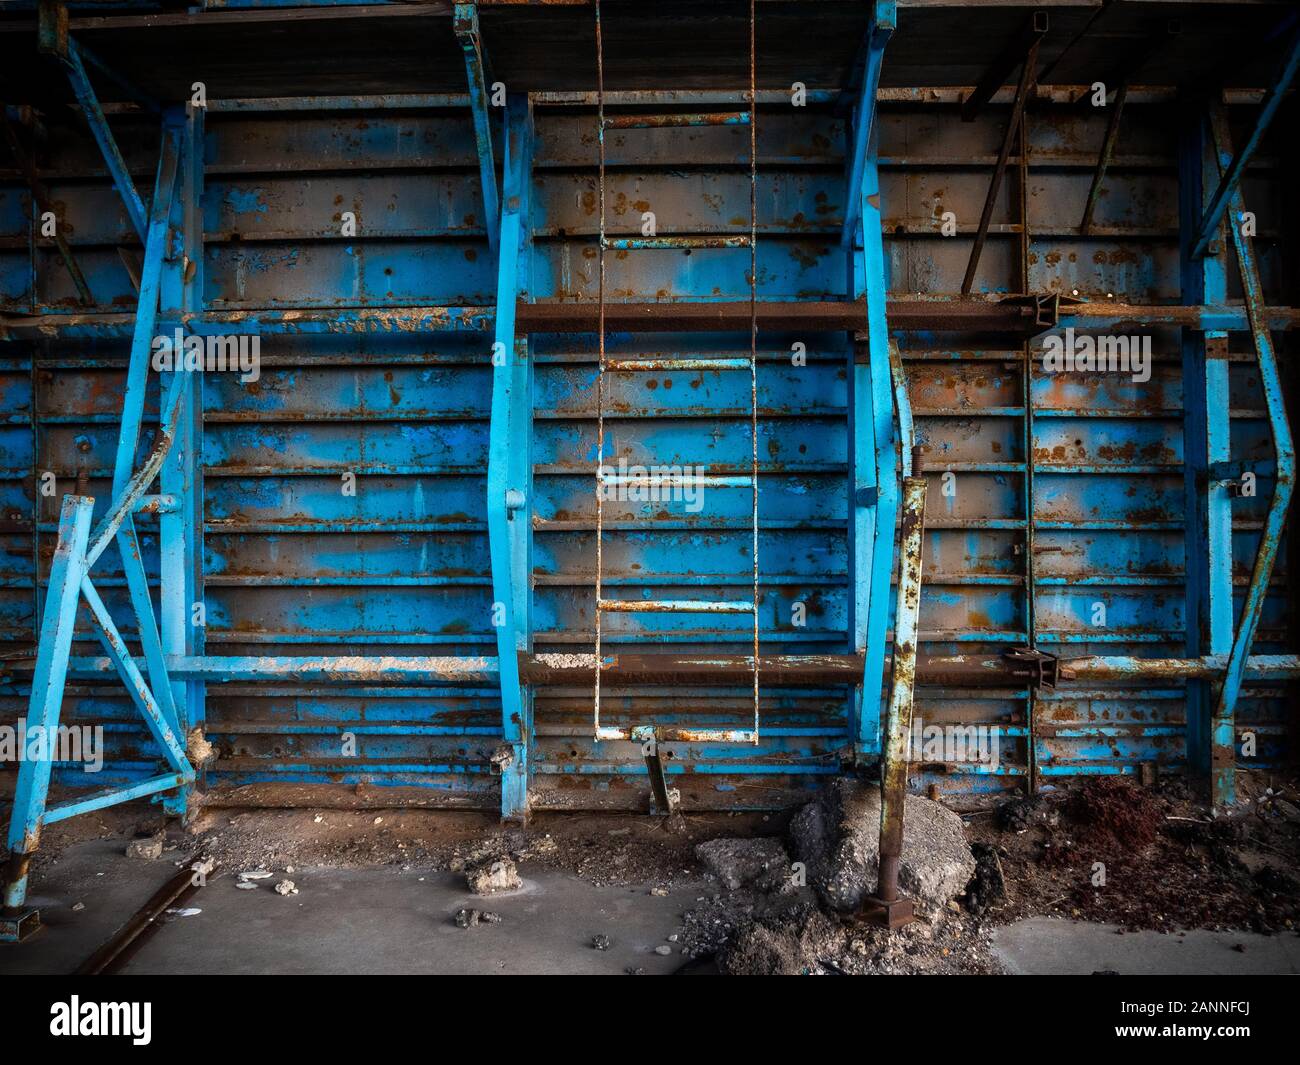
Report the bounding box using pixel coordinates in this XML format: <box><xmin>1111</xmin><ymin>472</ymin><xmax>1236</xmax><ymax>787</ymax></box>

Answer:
<box><xmin>748</xmin><ymin>0</ymin><xmax>760</xmax><ymax>744</ymax></box>
<box><xmin>594</xmin><ymin>0</ymin><xmax>607</xmax><ymax>739</ymax></box>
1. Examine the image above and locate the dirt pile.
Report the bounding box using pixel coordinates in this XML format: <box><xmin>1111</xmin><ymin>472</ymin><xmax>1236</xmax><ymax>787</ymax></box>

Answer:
<box><xmin>970</xmin><ymin>774</ymin><xmax>1300</xmax><ymax>934</ymax></box>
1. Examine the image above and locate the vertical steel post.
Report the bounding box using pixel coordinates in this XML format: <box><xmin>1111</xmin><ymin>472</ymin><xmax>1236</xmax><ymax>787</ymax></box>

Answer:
<box><xmin>159</xmin><ymin>102</ymin><xmax>206</xmax><ymax>816</ymax></box>
<box><xmin>1179</xmin><ymin>104</ymin><xmax>1232</xmax><ymax>788</ymax></box>
<box><xmin>866</xmin><ymin>475</ymin><xmax>926</xmax><ymax>928</ymax></box>
<box><xmin>488</xmin><ymin>95</ymin><xmax>534</xmax><ymax>821</ymax></box>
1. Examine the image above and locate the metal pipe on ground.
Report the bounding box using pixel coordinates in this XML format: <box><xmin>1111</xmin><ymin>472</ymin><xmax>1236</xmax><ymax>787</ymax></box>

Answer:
<box><xmin>76</xmin><ymin>864</ymin><xmax>205</xmax><ymax>975</ymax></box>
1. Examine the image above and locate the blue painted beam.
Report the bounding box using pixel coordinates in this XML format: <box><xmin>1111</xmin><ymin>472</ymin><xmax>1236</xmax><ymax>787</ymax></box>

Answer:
<box><xmin>4</xmin><ymin>495</ymin><xmax>92</xmax><ymax>909</ymax></box>
<box><xmin>487</xmin><ymin>94</ymin><xmax>534</xmax><ymax>820</ymax></box>
<box><xmin>854</xmin><ymin>159</ymin><xmax>899</xmax><ymax>757</ymax></box>
<box><xmin>453</xmin><ymin>2</ymin><xmax>500</xmax><ymax>253</ymax></box>
<box><xmin>841</xmin><ymin>1</ymin><xmax>894</xmax><ymax>254</ymax></box>
<box><xmin>113</xmin><ymin>114</ymin><xmax>183</xmax><ymax>745</ymax></box>
<box><xmin>61</xmin><ymin>39</ymin><xmax>148</xmax><ymax>242</ymax></box>
<box><xmin>80</xmin><ymin>576</ymin><xmax>194</xmax><ymax>778</ymax></box>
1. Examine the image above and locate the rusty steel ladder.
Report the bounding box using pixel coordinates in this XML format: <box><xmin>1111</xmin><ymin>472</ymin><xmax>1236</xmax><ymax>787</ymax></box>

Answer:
<box><xmin>592</xmin><ymin>0</ymin><xmax>761</xmax><ymax>752</ymax></box>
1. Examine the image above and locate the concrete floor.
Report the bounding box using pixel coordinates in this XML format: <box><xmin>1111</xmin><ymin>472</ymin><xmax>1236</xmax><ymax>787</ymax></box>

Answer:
<box><xmin>9</xmin><ymin>839</ymin><xmax>1300</xmax><ymax>975</ymax></box>
<box><xmin>993</xmin><ymin>917</ymin><xmax>1300</xmax><ymax>975</ymax></box>
<box><xmin>0</xmin><ymin>839</ymin><xmax>699</xmax><ymax>975</ymax></box>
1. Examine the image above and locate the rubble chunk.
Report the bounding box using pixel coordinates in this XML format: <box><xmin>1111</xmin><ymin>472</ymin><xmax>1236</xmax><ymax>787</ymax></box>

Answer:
<box><xmin>465</xmin><ymin>854</ymin><xmax>522</xmax><ymax>895</ymax></box>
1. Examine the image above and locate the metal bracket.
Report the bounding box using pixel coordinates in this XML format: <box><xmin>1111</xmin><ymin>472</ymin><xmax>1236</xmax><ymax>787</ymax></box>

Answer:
<box><xmin>0</xmin><ymin>908</ymin><xmax>41</xmax><ymax>944</ymax></box>
<box><xmin>634</xmin><ymin>728</ymin><xmax>680</xmax><ymax>817</ymax></box>
<box><xmin>1003</xmin><ymin>646</ymin><xmax>1060</xmax><ymax>691</ymax></box>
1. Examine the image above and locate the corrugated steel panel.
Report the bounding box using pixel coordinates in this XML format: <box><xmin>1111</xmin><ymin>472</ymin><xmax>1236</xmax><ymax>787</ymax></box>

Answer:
<box><xmin>0</xmin><ymin>2</ymin><xmax>1295</xmax><ymax>817</ymax></box>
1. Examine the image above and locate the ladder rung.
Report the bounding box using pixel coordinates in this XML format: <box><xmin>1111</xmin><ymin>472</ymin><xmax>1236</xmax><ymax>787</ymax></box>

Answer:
<box><xmin>598</xmin><ymin>598</ymin><xmax>756</xmax><ymax>614</ymax></box>
<box><xmin>597</xmin><ymin>473</ymin><xmax>754</xmax><ymax>488</ymax></box>
<box><xmin>605</xmin><ymin>357</ymin><xmax>753</xmax><ymax>371</ymax></box>
<box><xmin>602</xmin><ymin>112</ymin><xmax>752</xmax><ymax>129</ymax></box>
<box><xmin>602</xmin><ymin>236</ymin><xmax>752</xmax><ymax>250</ymax></box>
<box><xmin>596</xmin><ymin>726</ymin><xmax>758</xmax><ymax>743</ymax></box>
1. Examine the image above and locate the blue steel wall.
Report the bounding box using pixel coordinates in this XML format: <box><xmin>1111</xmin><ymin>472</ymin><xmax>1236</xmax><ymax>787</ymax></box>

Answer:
<box><xmin>0</xmin><ymin>93</ymin><xmax>1291</xmax><ymax>808</ymax></box>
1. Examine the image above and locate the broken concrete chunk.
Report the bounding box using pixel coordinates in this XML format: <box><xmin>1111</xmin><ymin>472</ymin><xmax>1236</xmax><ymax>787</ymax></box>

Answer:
<box><xmin>653</xmin><ymin>945</ymin><xmax>672</xmax><ymax>956</ymax></box>
<box><xmin>125</xmin><ymin>834</ymin><xmax>164</xmax><ymax>861</ymax></box>
<box><xmin>465</xmin><ymin>854</ymin><xmax>522</xmax><ymax>895</ymax></box>
<box><xmin>235</xmin><ymin>881</ymin><xmax>258</xmax><ymax>891</ymax></box>
<box><xmin>274</xmin><ymin>879</ymin><xmax>298</xmax><ymax>896</ymax></box>
<box><xmin>591</xmin><ymin>934</ymin><xmax>611</xmax><ymax>950</ymax></box>
<box><xmin>694</xmin><ymin>837</ymin><xmax>791</xmax><ymax>892</ymax></box>
<box><xmin>788</xmin><ymin>779</ymin><xmax>975</xmax><ymax>919</ymax></box>
<box><xmin>239</xmin><ymin>870</ymin><xmax>273</xmax><ymax>881</ymax></box>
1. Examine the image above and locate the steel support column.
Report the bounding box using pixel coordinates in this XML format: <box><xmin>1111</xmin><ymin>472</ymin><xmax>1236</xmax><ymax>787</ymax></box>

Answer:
<box><xmin>846</xmin><ymin>2</ymin><xmax>895</xmax><ymax>761</ymax></box>
<box><xmin>487</xmin><ymin>94</ymin><xmax>534</xmax><ymax>821</ymax></box>
<box><xmin>1206</xmin><ymin>105</ymin><xmax>1295</xmax><ymax>810</ymax></box>
<box><xmin>1179</xmin><ymin>104</ymin><xmax>1232</xmax><ymax>789</ymax></box>
<box><xmin>159</xmin><ymin>102</ymin><xmax>206</xmax><ymax>816</ymax></box>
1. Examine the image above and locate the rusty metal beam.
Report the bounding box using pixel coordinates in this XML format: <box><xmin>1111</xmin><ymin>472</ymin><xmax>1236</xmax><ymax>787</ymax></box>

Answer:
<box><xmin>516</xmin><ymin>297</ymin><xmax>1053</xmax><ymax>335</ymax></box>
<box><xmin>961</xmin><ymin>10</ymin><xmax>1048</xmax><ymax>123</ymax></box>
<box><xmin>14</xmin><ymin>651</ymin><xmax>1298</xmax><ymax>689</ymax></box>
<box><xmin>962</xmin><ymin>33</ymin><xmax>1040</xmax><ymax>295</ymax></box>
